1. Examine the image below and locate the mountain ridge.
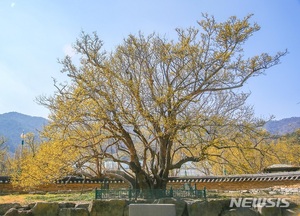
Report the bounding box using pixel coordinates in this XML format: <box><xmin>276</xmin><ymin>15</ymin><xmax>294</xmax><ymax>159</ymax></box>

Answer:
<box><xmin>1</xmin><ymin>112</ymin><xmax>300</xmax><ymax>153</ymax></box>
<box><xmin>0</xmin><ymin>112</ymin><xmax>48</xmax><ymax>152</ymax></box>
<box><xmin>265</xmin><ymin>117</ymin><xmax>300</xmax><ymax>135</ymax></box>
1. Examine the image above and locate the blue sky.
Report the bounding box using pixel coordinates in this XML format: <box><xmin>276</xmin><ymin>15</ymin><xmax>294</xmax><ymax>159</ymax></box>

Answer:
<box><xmin>0</xmin><ymin>0</ymin><xmax>299</xmax><ymax>120</ymax></box>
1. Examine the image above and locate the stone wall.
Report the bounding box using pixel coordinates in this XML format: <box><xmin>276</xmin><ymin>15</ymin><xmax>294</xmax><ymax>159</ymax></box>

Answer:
<box><xmin>171</xmin><ymin>180</ymin><xmax>300</xmax><ymax>191</ymax></box>
<box><xmin>0</xmin><ymin>198</ymin><xmax>299</xmax><ymax>216</ymax></box>
<box><xmin>1</xmin><ymin>174</ymin><xmax>299</xmax><ymax>194</ymax></box>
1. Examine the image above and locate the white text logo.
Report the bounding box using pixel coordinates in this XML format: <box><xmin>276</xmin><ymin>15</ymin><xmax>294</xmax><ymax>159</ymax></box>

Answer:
<box><xmin>229</xmin><ymin>197</ymin><xmax>290</xmax><ymax>208</ymax></box>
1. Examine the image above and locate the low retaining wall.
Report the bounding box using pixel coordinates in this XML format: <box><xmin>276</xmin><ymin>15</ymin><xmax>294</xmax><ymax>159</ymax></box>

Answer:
<box><xmin>0</xmin><ymin>198</ymin><xmax>299</xmax><ymax>216</ymax></box>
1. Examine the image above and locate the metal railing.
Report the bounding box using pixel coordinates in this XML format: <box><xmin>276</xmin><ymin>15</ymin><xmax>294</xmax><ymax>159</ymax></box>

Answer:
<box><xmin>95</xmin><ymin>187</ymin><xmax>206</xmax><ymax>200</ymax></box>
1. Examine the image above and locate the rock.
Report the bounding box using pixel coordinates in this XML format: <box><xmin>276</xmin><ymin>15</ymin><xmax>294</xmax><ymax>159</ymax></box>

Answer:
<box><xmin>257</xmin><ymin>206</ymin><xmax>282</xmax><ymax>216</ymax></box>
<box><xmin>187</xmin><ymin>199</ymin><xmax>231</xmax><ymax>216</ymax></box>
<box><xmin>74</xmin><ymin>203</ymin><xmax>89</xmax><ymax>209</ymax></box>
<box><xmin>187</xmin><ymin>200</ymin><xmax>204</xmax><ymax>216</ymax></box>
<box><xmin>4</xmin><ymin>208</ymin><xmax>18</xmax><ymax>216</ymax></box>
<box><xmin>123</xmin><ymin>204</ymin><xmax>129</xmax><ymax>216</ymax></box>
<box><xmin>27</xmin><ymin>203</ymin><xmax>36</xmax><ymax>210</ymax></box>
<box><xmin>154</xmin><ymin>198</ymin><xmax>188</xmax><ymax>216</ymax></box>
<box><xmin>255</xmin><ymin>198</ymin><xmax>300</xmax><ymax>216</ymax></box>
<box><xmin>31</xmin><ymin>202</ymin><xmax>59</xmax><ymax>216</ymax></box>
<box><xmin>58</xmin><ymin>208</ymin><xmax>89</xmax><ymax>216</ymax></box>
<box><xmin>4</xmin><ymin>208</ymin><xmax>33</xmax><ymax>216</ymax></box>
<box><xmin>0</xmin><ymin>203</ymin><xmax>22</xmax><ymax>215</ymax></box>
<box><xmin>88</xmin><ymin>199</ymin><xmax>127</xmax><ymax>216</ymax></box>
<box><xmin>221</xmin><ymin>208</ymin><xmax>259</xmax><ymax>216</ymax></box>
<box><xmin>19</xmin><ymin>210</ymin><xmax>33</xmax><ymax>216</ymax></box>
<box><xmin>281</xmin><ymin>201</ymin><xmax>300</xmax><ymax>216</ymax></box>
<box><xmin>21</xmin><ymin>205</ymin><xmax>32</xmax><ymax>211</ymax></box>
<box><xmin>58</xmin><ymin>203</ymin><xmax>76</xmax><ymax>208</ymax></box>
<box><xmin>282</xmin><ymin>208</ymin><xmax>300</xmax><ymax>216</ymax></box>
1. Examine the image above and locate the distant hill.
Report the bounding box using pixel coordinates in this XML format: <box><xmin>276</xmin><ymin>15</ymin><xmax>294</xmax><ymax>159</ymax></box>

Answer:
<box><xmin>264</xmin><ymin>117</ymin><xmax>300</xmax><ymax>135</ymax></box>
<box><xmin>0</xmin><ymin>112</ymin><xmax>48</xmax><ymax>153</ymax></box>
<box><xmin>0</xmin><ymin>112</ymin><xmax>300</xmax><ymax>153</ymax></box>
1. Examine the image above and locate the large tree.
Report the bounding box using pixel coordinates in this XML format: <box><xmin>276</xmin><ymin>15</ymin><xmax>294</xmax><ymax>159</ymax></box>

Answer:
<box><xmin>38</xmin><ymin>14</ymin><xmax>286</xmax><ymax>189</ymax></box>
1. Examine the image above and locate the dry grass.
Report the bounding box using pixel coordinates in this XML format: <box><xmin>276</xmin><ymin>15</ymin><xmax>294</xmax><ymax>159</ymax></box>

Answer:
<box><xmin>1</xmin><ymin>190</ymin><xmax>299</xmax><ymax>205</ymax></box>
<box><xmin>0</xmin><ymin>194</ymin><xmax>32</xmax><ymax>204</ymax></box>
<box><xmin>0</xmin><ymin>192</ymin><xmax>94</xmax><ymax>205</ymax></box>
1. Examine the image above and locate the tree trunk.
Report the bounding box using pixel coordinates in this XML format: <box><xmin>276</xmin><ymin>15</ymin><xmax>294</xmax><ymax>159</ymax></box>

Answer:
<box><xmin>135</xmin><ymin>170</ymin><xmax>169</xmax><ymax>190</ymax></box>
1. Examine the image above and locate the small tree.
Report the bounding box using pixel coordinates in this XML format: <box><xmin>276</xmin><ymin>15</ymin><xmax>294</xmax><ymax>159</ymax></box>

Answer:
<box><xmin>269</xmin><ymin>129</ymin><xmax>300</xmax><ymax>166</ymax></box>
<box><xmin>11</xmin><ymin>137</ymin><xmax>79</xmax><ymax>190</ymax></box>
<box><xmin>38</xmin><ymin>14</ymin><xmax>286</xmax><ymax>189</ymax></box>
<box><xmin>0</xmin><ymin>136</ymin><xmax>9</xmax><ymax>175</ymax></box>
